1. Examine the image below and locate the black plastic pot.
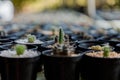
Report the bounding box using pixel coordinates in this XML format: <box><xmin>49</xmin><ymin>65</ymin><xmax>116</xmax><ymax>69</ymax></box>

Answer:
<box><xmin>2</xmin><ymin>42</ymin><xmax>42</xmax><ymax>72</ymax></box>
<box><xmin>0</xmin><ymin>38</ymin><xmax>10</xmax><ymax>42</ymax></box>
<box><xmin>40</xmin><ymin>40</ymin><xmax>55</xmax><ymax>52</ymax></box>
<box><xmin>80</xmin><ymin>51</ymin><xmax>120</xmax><ymax>80</ymax></box>
<box><xmin>42</xmin><ymin>50</ymin><xmax>83</xmax><ymax>80</ymax></box>
<box><xmin>1</xmin><ymin>44</ymin><xmax>38</xmax><ymax>51</ymax></box>
<box><xmin>78</xmin><ymin>40</ymin><xmax>106</xmax><ymax>51</ymax></box>
<box><xmin>115</xmin><ymin>43</ymin><xmax>120</xmax><ymax>51</ymax></box>
<box><xmin>15</xmin><ymin>41</ymin><xmax>42</xmax><ymax>52</ymax></box>
<box><xmin>108</xmin><ymin>41</ymin><xmax>120</xmax><ymax>48</ymax></box>
<box><xmin>96</xmin><ymin>34</ymin><xmax>118</xmax><ymax>41</ymax></box>
<box><xmin>0</xmin><ymin>39</ymin><xmax>13</xmax><ymax>45</ymax></box>
<box><xmin>0</xmin><ymin>36</ymin><xmax>18</xmax><ymax>41</ymax></box>
<box><xmin>9</xmin><ymin>36</ymin><xmax>19</xmax><ymax>41</ymax></box>
<box><xmin>0</xmin><ymin>52</ymin><xmax>41</xmax><ymax>80</ymax></box>
<box><xmin>71</xmin><ymin>34</ymin><xmax>93</xmax><ymax>41</ymax></box>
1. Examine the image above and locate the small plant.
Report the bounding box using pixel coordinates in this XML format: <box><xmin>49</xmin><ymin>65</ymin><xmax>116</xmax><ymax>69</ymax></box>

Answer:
<box><xmin>27</xmin><ymin>34</ymin><xmax>36</xmax><ymax>43</ymax></box>
<box><xmin>53</xmin><ymin>28</ymin><xmax>75</xmax><ymax>56</ymax></box>
<box><xmin>58</xmin><ymin>28</ymin><xmax>64</xmax><ymax>44</ymax></box>
<box><xmin>0</xmin><ymin>31</ymin><xmax>7</xmax><ymax>37</ymax></box>
<box><xmin>103</xmin><ymin>44</ymin><xmax>110</xmax><ymax>57</ymax></box>
<box><xmin>15</xmin><ymin>44</ymin><xmax>26</xmax><ymax>55</ymax></box>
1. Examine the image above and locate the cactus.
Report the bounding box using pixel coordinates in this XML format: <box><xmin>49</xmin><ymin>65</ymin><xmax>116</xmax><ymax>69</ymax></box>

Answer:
<box><xmin>103</xmin><ymin>45</ymin><xmax>110</xmax><ymax>57</ymax></box>
<box><xmin>27</xmin><ymin>34</ymin><xmax>36</xmax><ymax>43</ymax></box>
<box><xmin>53</xmin><ymin>27</ymin><xmax>75</xmax><ymax>56</ymax></box>
<box><xmin>58</xmin><ymin>28</ymin><xmax>64</xmax><ymax>44</ymax></box>
<box><xmin>15</xmin><ymin>44</ymin><xmax>26</xmax><ymax>55</ymax></box>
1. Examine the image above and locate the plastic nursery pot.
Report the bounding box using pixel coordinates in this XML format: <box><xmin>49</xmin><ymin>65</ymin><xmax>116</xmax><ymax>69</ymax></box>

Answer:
<box><xmin>40</xmin><ymin>40</ymin><xmax>55</xmax><ymax>52</ymax></box>
<box><xmin>26</xmin><ymin>45</ymin><xmax>38</xmax><ymax>51</ymax></box>
<box><xmin>36</xmin><ymin>35</ymin><xmax>55</xmax><ymax>52</ymax></box>
<box><xmin>115</xmin><ymin>43</ymin><xmax>120</xmax><ymax>51</ymax></box>
<box><xmin>0</xmin><ymin>39</ymin><xmax>13</xmax><ymax>46</ymax></box>
<box><xmin>71</xmin><ymin>34</ymin><xmax>93</xmax><ymax>41</ymax></box>
<box><xmin>1</xmin><ymin>44</ymin><xmax>38</xmax><ymax>51</ymax></box>
<box><xmin>80</xmin><ymin>50</ymin><xmax>120</xmax><ymax>80</ymax></box>
<box><xmin>96</xmin><ymin>34</ymin><xmax>118</xmax><ymax>41</ymax></box>
<box><xmin>14</xmin><ymin>39</ymin><xmax>44</xmax><ymax>51</ymax></box>
<box><xmin>8</xmin><ymin>36</ymin><xmax>19</xmax><ymax>41</ymax></box>
<box><xmin>0</xmin><ymin>36</ymin><xmax>18</xmax><ymax>41</ymax></box>
<box><xmin>108</xmin><ymin>40</ymin><xmax>120</xmax><ymax>48</ymax></box>
<box><xmin>42</xmin><ymin>50</ymin><xmax>83</xmax><ymax>80</ymax></box>
<box><xmin>0</xmin><ymin>37</ymin><xmax>9</xmax><ymax>41</ymax></box>
<box><xmin>78</xmin><ymin>40</ymin><xmax>106</xmax><ymax>50</ymax></box>
<box><xmin>0</xmin><ymin>52</ymin><xmax>41</xmax><ymax>80</ymax></box>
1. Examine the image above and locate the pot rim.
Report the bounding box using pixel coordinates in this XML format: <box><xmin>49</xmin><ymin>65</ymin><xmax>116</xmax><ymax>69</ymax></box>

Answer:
<box><xmin>42</xmin><ymin>50</ymin><xmax>84</xmax><ymax>58</ymax></box>
<box><xmin>1</xmin><ymin>44</ymin><xmax>38</xmax><ymax>50</ymax></box>
<box><xmin>0</xmin><ymin>40</ymin><xmax>13</xmax><ymax>44</ymax></box>
<box><xmin>84</xmin><ymin>50</ymin><xmax>120</xmax><ymax>60</ymax></box>
<box><xmin>77</xmin><ymin>40</ymin><xmax>106</xmax><ymax>50</ymax></box>
<box><xmin>0</xmin><ymin>50</ymin><xmax>41</xmax><ymax>59</ymax></box>
<box><xmin>14</xmin><ymin>39</ymin><xmax>44</xmax><ymax>45</ymax></box>
<box><xmin>77</xmin><ymin>40</ymin><xmax>105</xmax><ymax>44</ymax></box>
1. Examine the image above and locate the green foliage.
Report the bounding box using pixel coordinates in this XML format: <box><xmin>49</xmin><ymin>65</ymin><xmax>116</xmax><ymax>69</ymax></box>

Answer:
<box><xmin>58</xmin><ymin>28</ymin><xmax>64</xmax><ymax>44</ymax></box>
<box><xmin>27</xmin><ymin>34</ymin><xmax>36</xmax><ymax>43</ymax></box>
<box><xmin>103</xmin><ymin>45</ymin><xmax>110</xmax><ymax>57</ymax></box>
<box><xmin>15</xmin><ymin>44</ymin><xmax>26</xmax><ymax>55</ymax></box>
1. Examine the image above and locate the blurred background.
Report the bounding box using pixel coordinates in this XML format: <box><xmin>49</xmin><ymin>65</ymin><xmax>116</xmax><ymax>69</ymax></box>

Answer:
<box><xmin>1</xmin><ymin>0</ymin><xmax>120</xmax><ymax>29</ymax></box>
<box><xmin>0</xmin><ymin>1</ymin><xmax>120</xmax><ymax>80</ymax></box>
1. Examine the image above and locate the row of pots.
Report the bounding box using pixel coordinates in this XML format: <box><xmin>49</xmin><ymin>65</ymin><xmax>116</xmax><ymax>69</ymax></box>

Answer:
<box><xmin>1</xmin><ymin>38</ymin><xmax>120</xmax><ymax>80</ymax></box>
<box><xmin>3</xmin><ymin>23</ymin><xmax>120</xmax><ymax>43</ymax></box>
<box><xmin>42</xmin><ymin>40</ymin><xmax>120</xmax><ymax>80</ymax></box>
<box><xmin>0</xmin><ymin>36</ymin><xmax>83</xmax><ymax>80</ymax></box>
<box><xmin>1</xmin><ymin>27</ymin><xmax>120</xmax><ymax>80</ymax></box>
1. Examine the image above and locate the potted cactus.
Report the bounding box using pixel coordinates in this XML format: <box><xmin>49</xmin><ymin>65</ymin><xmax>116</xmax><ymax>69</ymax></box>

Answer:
<box><xmin>15</xmin><ymin>34</ymin><xmax>43</xmax><ymax>55</ymax></box>
<box><xmin>42</xmin><ymin>28</ymin><xmax>84</xmax><ymax>80</ymax></box>
<box><xmin>77</xmin><ymin>40</ymin><xmax>115</xmax><ymax>51</ymax></box>
<box><xmin>80</xmin><ymin>44</ymin><xmax>120</xmax><ymax>80</ymax></box>
<box><xmin>1</xmin><ymin>43</ymin><xmax>38</xmax><ymax>51</ymax></box>
<box><xmin>0</xmin><ymin>44</ymin><xmax>41</xmax><ymax>80</ymax></box>
<box><xmin>15</xmin><ymin>34</ymin><xmax>43</xmax><ymax>45</ymax></box>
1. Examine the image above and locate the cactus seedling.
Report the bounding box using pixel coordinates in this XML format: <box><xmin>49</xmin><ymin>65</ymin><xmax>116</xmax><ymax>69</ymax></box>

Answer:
<box><xmin>53</xmin><ymin>27</ymin><xmax>75</xmax><ymax>56</ymax></box>
<box><xmin>58</xmin><ymin>27</ymin><xmax>64</xmax><ymax>44</ymax></box>
<box><xmin>27</xmin><ymin>34</ymin><xmax>36</xmax><ymax>43</ymax></box>
<box><xmin>15</xmin><ymin>44</ymin><xmax>26</xmax><ymax>55</ymax></box>
<box><xmin>103</xmin><ymin>45</ymin><xmax>110</xmax><ymax>57</ymax></box>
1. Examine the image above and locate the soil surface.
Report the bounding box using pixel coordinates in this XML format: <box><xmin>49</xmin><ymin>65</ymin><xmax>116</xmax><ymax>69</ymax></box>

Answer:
<box><xmin>86</xmin><ymin>51</ymin><xmax>120</xmax><ymax>58</ymax></box>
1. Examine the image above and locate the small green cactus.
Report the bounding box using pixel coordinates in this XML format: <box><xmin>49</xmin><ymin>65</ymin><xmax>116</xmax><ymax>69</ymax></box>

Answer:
<box><xmin>27</xmin><ymin>34</ymin><xmax>36</xmax><ymax>43</ymax></box>
<box><xmin>52</xmin><ymin>27</ymin><xmax>75</xmax><ymax>56</ymax></box>
<box><xmin>15</xmin><ymin>44</ymin><xmax>26</xmax><ymax>55</ymax></box>
<box><xmin>103</xmin><ymin>45</ymin><xmax>110</xmax><ymax>57</ymax></box>
<box><xmin>58</xmin><ymin>28</ymin><xmax>64</xmax><ymax>44</ymax></box>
